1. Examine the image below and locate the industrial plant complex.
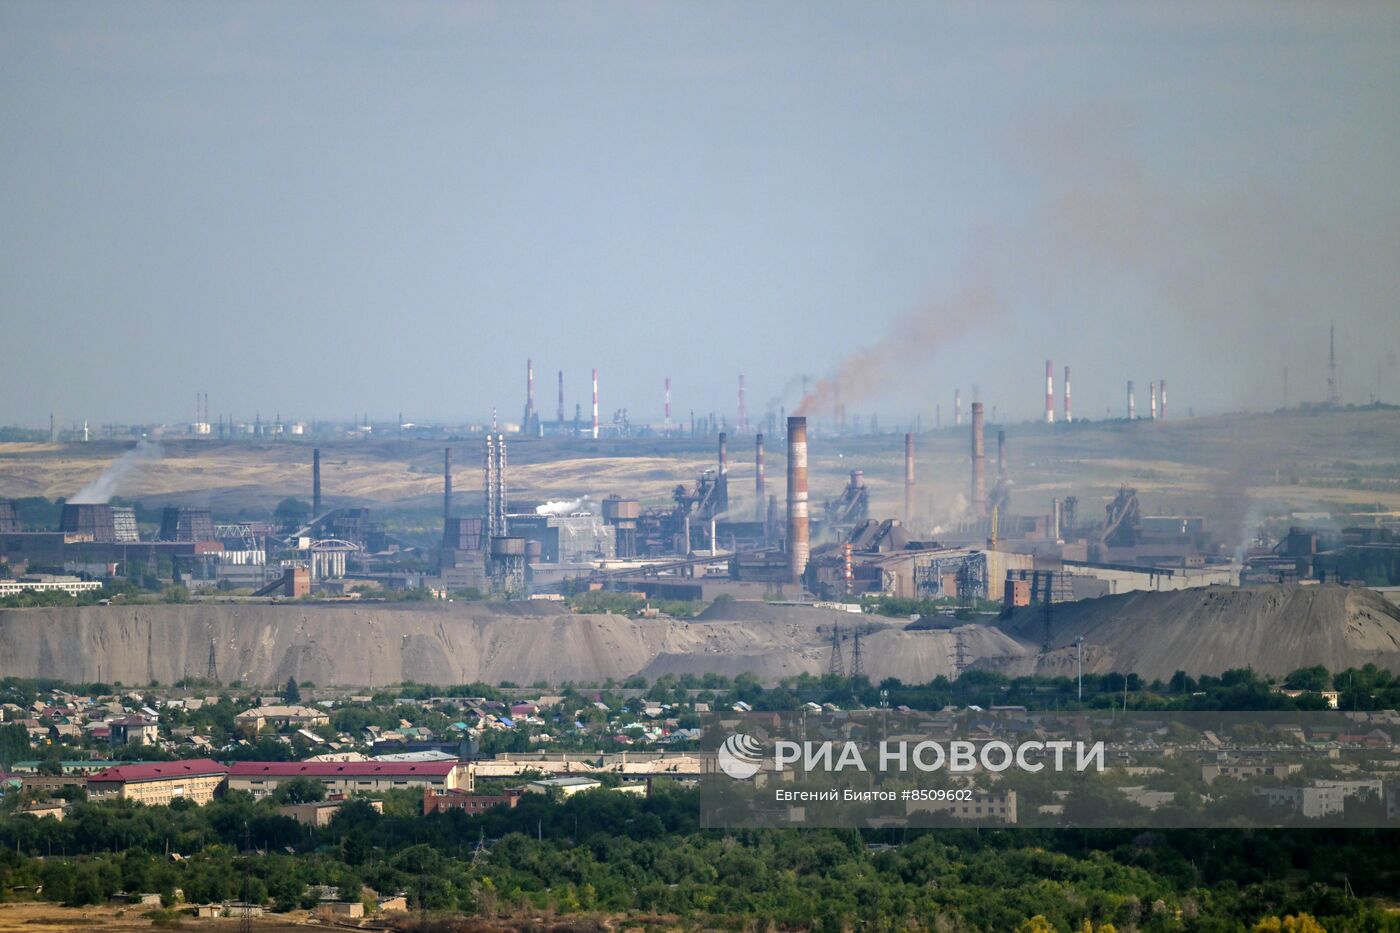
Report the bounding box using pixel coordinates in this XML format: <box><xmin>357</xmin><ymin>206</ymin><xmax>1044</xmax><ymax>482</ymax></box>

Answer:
<box><xmin>3</xmin><ymin>357</ymin><xmax>1396</xmax><ymax>628</ymax></box>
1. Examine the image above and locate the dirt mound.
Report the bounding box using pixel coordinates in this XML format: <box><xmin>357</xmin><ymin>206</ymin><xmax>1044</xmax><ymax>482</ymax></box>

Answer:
<box><xmin>693</xmin><ymin>599</ymin><xmax>863</xmax><ymax>626</ymax></box>
<box><xmin>989</xmin><ymin>584</ymin><xmax>1400</xmax><ymax>679</ymax></box>
<box><xmin>3</xmin><ymin>585</ymin><xmax>1391</xmax><ymax>687</ymax></box>
<box><xmin>0</xmin><ymin>602</ymin><xmax>1011</xmax><ymax>687</ymax></box>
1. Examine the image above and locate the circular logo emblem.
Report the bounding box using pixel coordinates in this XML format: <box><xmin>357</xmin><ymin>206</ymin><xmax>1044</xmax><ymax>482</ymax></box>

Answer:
<box><xmin>717</xmin><ymin>733</ymin><xmax>765</xmax><ymax>779</ymax></box>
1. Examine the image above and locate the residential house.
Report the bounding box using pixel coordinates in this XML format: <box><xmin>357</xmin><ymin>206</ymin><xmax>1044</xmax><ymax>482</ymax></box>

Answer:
<box><xmin>234</xmin><ymin>705</ymin><xmax>330</xmax><ymax>735</ymax></box>
<box><xmin>108</xmin><ymin>715</ymin><xmax>160</xmax><ymax>748</ymax></box>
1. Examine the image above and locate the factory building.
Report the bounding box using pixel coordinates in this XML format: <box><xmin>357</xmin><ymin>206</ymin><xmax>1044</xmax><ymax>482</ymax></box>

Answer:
<box><xmin>808</xmin><ymin>542</ymin><xmax>1033</xmax><ymax>602</ymax></box>
<box><xmin>0</xmin><ymin>575</ymin><xmax>104</xmax><ymax>598</ymax></box>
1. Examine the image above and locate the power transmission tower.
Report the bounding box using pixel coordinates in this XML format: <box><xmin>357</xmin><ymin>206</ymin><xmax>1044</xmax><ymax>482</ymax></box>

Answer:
<box><xmin>849</xmin><ymin>625</ymin><xmax>864</xmax><ymax>679</ymax></box>
<box><xmin>207</xmin><ymin>638</ymin><xmax>218</xmax><ymax>683</ymax></box>
<box><xmin>952</xmin><ymin>628</ymin><xmax>972</xmax><ymax>678</ymax></box>
<box><xmin>827</xmin><ymin>623</ymin><xmax>845</xmax><ymax>678</ymax></box>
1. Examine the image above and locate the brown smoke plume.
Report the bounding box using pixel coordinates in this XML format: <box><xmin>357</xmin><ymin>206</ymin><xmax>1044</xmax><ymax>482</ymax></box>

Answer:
<box><xmin>794</xmin><ymin>277</ymin><xmax>1001</xmax><ymax>417</ymax></box>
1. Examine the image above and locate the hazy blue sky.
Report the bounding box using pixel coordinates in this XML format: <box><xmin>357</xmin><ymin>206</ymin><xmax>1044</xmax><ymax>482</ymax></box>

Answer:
<box><xmin>2</xmin><ymin>2</ymin><xmax>1397</xmax><ymax>428</ymax></box>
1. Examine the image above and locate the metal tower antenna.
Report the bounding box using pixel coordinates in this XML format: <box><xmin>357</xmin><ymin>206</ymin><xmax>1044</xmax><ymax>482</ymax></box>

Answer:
<box><xmin>827</xmin><ymin>622</ymin><xmax>845</xmax><ymax>678</ymax></box>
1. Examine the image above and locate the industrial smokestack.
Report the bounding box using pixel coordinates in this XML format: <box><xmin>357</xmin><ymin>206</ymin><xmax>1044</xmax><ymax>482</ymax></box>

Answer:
<box><xmin>971</xmin><ymin>402</ymin><xmax>987</xmax><ymax>515</ymax></box>
<box><xmin>664</xmin><ymin>377</ymin><xmax>671</xmax><ymax>431</ymax></box>
<box><xmin>997</xmin><ymin>428</ymin><xmax>1006</xmax><ymax>478</ymax></box>
<box><xmin>1159</xmin><ymin>380</ymin><xmax>1167</xmax><ymax>420</ymax></box>
<box><xmin>954</xmin><ymin>389</ymin><xmax>962</xmax><ymax>426</ymax></box>
<box><xmin>557</xmin><ymin>370</ymin><xmax>565</xmax><ymax>426</ymax></box>
<box><xmin>312</xmin><ymin>448</ymin><xmax>322</xmax><ymax>515</ymax></box>
<box><xmin>1150</xmin><ymin>381</ymin><xmax>1159</xmax><ymax>420</ymax></box>
<box><xmin>904</xmin><ymin>432</ymin><xmax>915</xmax><ymax>526</ymax></box>
<box><xmin>754</xmin><ymin>433</ymin><xmax>766</xmax><ymax>521</ymax></box>
<box><xmin>786</xmin><ymin>416</ymin><xmax>809</xmax><ymax>585</ymax></box>
<box><xmin>1063</xmin><ymin>365</ymin><xmax>1072</xmax><ymax>423</ymax></box>
<box><xmin>484</xmin><ymin>434</ymin><xmax>494</xmax><ymax>535</ymax></box>
<box><xmin>1127</xmin><ymin>381</ymin><xmax>1136</xmax><ymax>420</ymax></box>
<box><xmin>591</xmin><ymin>368</ymin><xmax>599</xmax><ymax>439</ymax></box>
<box><xmin>1045</xmin><ymin>360</ymin><xmax>1055</xmax><ymax>424</ymax></box>
<box><xmin>520</xmin><ymin>360</ymin><xmax>538</xmax><ymax>436</ymax></box>
<box><xmin>718</xmin><ymin>432</ymin><xmax>728</xmax><ymax>474</ymax></box>
<box><xmin>443</xmin><ymin>447</ymin><xmax>452</xmax><ymax>526</ymax></box>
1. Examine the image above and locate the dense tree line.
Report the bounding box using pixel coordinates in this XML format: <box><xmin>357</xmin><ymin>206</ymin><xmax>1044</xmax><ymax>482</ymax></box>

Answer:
<box><xmin>1</xmin><ymin>787</ymin><xmax>1397</xmax><ymax>930</ymax></box>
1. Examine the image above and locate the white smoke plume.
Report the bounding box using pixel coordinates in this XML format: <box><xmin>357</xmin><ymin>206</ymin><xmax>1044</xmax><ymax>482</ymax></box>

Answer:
<box><xmin>69</xmin><ymin>440</ymin><xmax>161</xmax><ymax>504</ymax></box>
<box><xmin>536</xmin><ymin>498</ymin><xmax>586</xmax><ymax>516</ymax></box>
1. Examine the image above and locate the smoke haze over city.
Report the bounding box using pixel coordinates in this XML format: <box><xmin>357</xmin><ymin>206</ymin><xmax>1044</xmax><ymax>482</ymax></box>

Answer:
<box><xmin>1</xmin><ymin>3</ymin><xmax>1397</xmax><ymax>427</ymax></box>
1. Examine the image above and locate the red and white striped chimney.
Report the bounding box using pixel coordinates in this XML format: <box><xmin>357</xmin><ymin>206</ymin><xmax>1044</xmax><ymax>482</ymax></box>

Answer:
<box><xmin>664</xmin><ymin>376</ymin><xmax>671</xmax><ymax>431</ymax></box>
<box><xmin>591</xmin><ymin>368</ymin><xmax>599</xmax><ymax>439</ymax></box>
<box><xmin>786</xmin><ymin>416</ymin><xmax>809</xmax><ymax>584</ymax></box>
<box><xmin>1063</xmin><ymin>365</ymin><xmax>1072</xmax><ymax>423</ymax></box>
<box><xmin>1150</xmin><ymin>381</ymin><xmax>1158</xmax><ymax>420</ymax></box>
<box><xmin>954</xmin><ymin>388</ymin><xmax>962</xmax><ymax>426</ymax></box>
<box><xmin>1045</xmin><ymin>359</ymin><xmax>1055</xmax><ymax>424</ymax></box>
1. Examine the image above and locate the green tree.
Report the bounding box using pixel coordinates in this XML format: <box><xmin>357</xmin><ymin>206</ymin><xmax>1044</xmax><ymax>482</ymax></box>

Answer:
<box><xmin>1284</xmin><ymin>666</ymin><xmax>1330</xmax><ymax>691</ymax></box>
<box><xmin>272</xmin><ymin>777</ymin><xmax>326</xmax><ymax>805</ymax></box>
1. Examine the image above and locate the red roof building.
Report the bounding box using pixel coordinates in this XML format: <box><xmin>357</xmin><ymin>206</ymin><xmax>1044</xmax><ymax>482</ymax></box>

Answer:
<box><xmin>226</xmin><ymin>759</ymin><xmax>472</xmax><ymax>796</ymax></box>
<box><xmin>87</xmin><ymin>759</ymin><xmax>229</xmax><ymax>806</ymax></box>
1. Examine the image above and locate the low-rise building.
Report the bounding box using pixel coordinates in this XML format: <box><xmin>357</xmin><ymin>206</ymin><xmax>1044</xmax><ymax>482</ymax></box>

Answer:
<box><xmin>1202</xmin><ymin>762</ymin><xmax>1302</xmax><ymax>784</ymax></box>
<box><xmin>906</xmin><ymin>790</ymin><xmax>1018</xmax><ymax>824</ymax></box>
<box><xmin>108</xmin><ymin>714</ymin><xmax>160</xmax><ymax>747</ymax></box>
<box><xmin>279</xmin><ymin>797</ymin><xmax>383</xmax><ymax>827</ymax></box>
<box><xmin>1253</xmin><ymin>780</ymin><xmax>1382</xmax><ymax>819</ymax></box>
<box><xmin>227</xmin><ymin>760</ymin><xmax>472</xmax><ymax>797</ymax></box>
<box><xmin>18</xmin><ymin>800</ymin><xmax>66</xmax><ymax>820</ymax></box>
<box><xmin>524</xmin><ymin>776</ymin><xmax>602</xmax><ymax>797</ymax></box>
<box><xmin>423</xmin><ymin>786</ymin><xmax>523</xmax><ymax>815</ymax></box>
<box><xmin>86</xmin><ymin>759</ymin><xmax>229</xmax><ymax>806</ymax></box>
<box><xmin>234</xmin><ymin>705</ymin><xmax>330</xmax><ymax>735</ymax></box>
<box><xmin>0</xmin><ymin>575</ymin><xmax>104</xmax><ymax>597</ymax></box>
